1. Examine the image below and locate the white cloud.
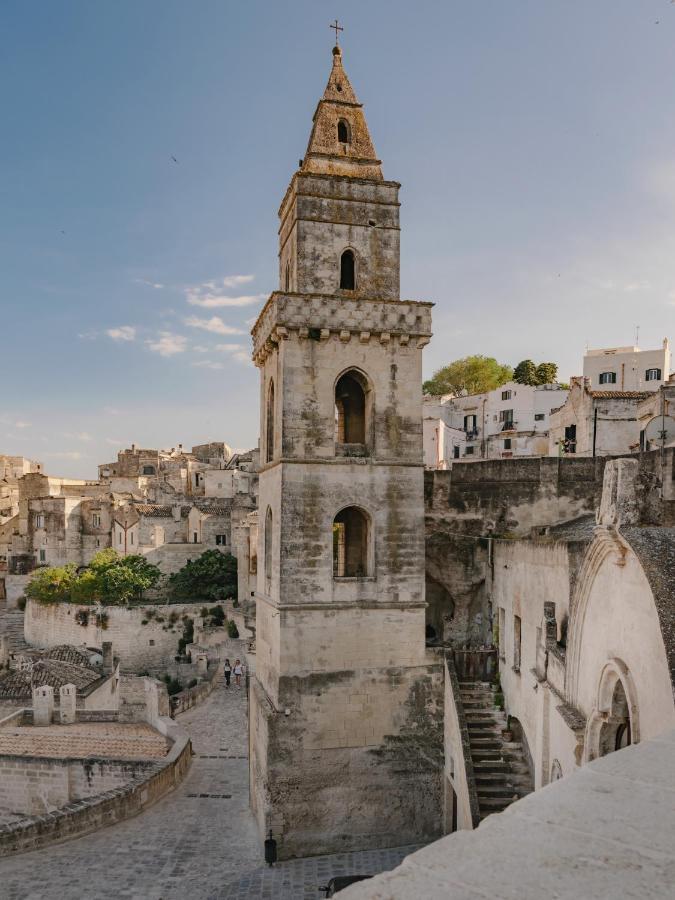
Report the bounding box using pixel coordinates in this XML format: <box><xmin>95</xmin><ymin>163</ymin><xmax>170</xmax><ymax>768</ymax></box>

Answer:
<box><xmin>184</xmin><ymin>316</ymin><xmax>244</xmax><ymax>336</ymax></box>
<box><xmin>185</xmin><ymin>274</ymin><xmax>264</xmax><ymax>309</ymax></box>
<box><xmin>222</xmin><ymin>274</ymin><xmax>254</xmax><ymax>288</ymax></box>
<box><xmin>214</xmin><ymin>343</ymin><xmax>251</xmax><ymax>364</ymax></box>
<box><xmin>134</xmin><ymin>278</ymin><xmax>165</xmax><ymax>289</ymax></box>
<box><xmin>186</xmin><ymin>292</ymin><xmax>265</xmax><ymax>309</ymax></box>
<box><xmin>77</xmin><ymin>330</ymin><xmax>98</xmax><ymax>340</ymax></box>
<box><xmin>146</xmin><ymin>332</ymin><xmax>188</xmax><ymax>356</ymax></box>
<box><xmin>192</xmin><ymin>360</ymin><xmax>224</xmax><ymax>370</ymax></box>
<box><xmin>193</xmin><ymin>345</ymin><xmax>210</xmax><ymax>353</ymax></box>
<box><xmin>107</xmin><ymin>325</ymin><xmax>136</xmax><ymax>342</ymax></box>
<box><xmin>63</xmin><ymin>431</ymin><xmax>93</xmax><ymax>442</ymax></box>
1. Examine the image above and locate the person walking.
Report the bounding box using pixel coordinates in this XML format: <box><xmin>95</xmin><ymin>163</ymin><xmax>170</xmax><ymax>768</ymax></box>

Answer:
<box><xmin>223</xmin><ymin>658</ymin><xmax>232</xmax><ymax>688</ymax></box>
<box><xmin>233</xmin><ymin>658</ymin><xmax>243</xmax><ymax>687</ymax></box>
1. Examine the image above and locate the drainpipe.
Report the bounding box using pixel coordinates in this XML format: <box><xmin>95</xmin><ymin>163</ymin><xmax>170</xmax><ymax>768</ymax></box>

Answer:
<box><xmin>592</xmin><ymin>407</ymin><xmax>598</xmax><ymax>458</ymax></box>
<box><xmin>621</xmin><ymin>362</ymin><xmax>625</xmax><ymax>391</ymax></box>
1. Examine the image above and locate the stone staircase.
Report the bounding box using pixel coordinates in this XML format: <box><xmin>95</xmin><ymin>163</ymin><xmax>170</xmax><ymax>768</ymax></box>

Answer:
<box><xmin>460</xmin><ymin>681</ymin><xmax>533</xmax><ymax>821</ymax></box>
<box><xmin>0</xmin><ymin>601</ymin><xmax>28</xmax><ymax>656</ymax></box>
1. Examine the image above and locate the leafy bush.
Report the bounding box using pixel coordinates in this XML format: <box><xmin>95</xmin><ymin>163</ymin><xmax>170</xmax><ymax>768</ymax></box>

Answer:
<box><xmin>208</xmin><ymin>605</ymin><xmax>226</xmax><ymax>627</ymax></box>
<box><xmin>25</xmin><ymin>550</ymin><xmax>160</xmax><ymax>607</ymax></box>
<box><xmin>169</xmin><ymin>550</ymin><xmax>237</xmax><ymax>604</ymax></box>
<box><xmin>227</xmin><ymin>619</ymin><xmax>239</xmax><ymax>639</ymax></box>
<box><xmin>25</xmin><ymin>564</ymin><xmax>78</xmax><ymax>605</ymax></box>
<box><xmin>162</xmin><ymin>674</ymin><xmax>183</xmax><ymax>696</ymax></box>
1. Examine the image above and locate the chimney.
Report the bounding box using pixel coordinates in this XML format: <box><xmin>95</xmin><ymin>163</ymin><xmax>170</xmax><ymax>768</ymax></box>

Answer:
<box><xmin>102</xmin><ymin>641</ymin><xmax>114</xmax><ymax>675</ymax></box>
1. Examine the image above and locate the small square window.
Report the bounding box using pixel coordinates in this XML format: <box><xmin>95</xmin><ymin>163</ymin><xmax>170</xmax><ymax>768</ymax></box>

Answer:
<box><xmin>215</xmin><ymin>534</ymin><xmax>227</xmax><ymax>546</ymax></box>
<box><xmin>599</xmin><ymin>372</ymin><xmax>617</xmax><ymax>385</ymax></box>
<box><xmin>534</xmin><ymin>413</ymin><xmax>545</xmax><ymax>421</ymax></box>
<box><xmin>465</xmin><ymin>446</ymin><xmax>475</xmax><ymax>456</ymax></box>
<box><xmin>39</xmin><ymin>549</ymin><xmax>46</xmax><ymax>563</ymax></box>
<box><xmin>503</xmin><ymin>438</ymin><xmax>512</xmax><ymax>450</ymax></box>
<box><xmin>501</xmin><ymin>390</ymin><xmax>512</xmax><ymax>401</ymax></box>
<box><xmin>92</xmin><ymin>513</ymin><xmax>101</xmax><ymax>528</ymax></box>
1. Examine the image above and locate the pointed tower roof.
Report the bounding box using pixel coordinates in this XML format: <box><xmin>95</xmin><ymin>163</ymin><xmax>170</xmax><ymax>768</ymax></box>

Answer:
<box><xmin>301</xmin><ymin>46</ymin><xmax>383</xmax><ymax>180</ymax></box>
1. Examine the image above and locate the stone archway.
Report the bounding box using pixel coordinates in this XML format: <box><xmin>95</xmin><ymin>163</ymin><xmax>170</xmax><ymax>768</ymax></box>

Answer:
<box><xmin>584</xmin><ymin>659</ymin><xmax>639</xmax><ymax>763</ymax></box>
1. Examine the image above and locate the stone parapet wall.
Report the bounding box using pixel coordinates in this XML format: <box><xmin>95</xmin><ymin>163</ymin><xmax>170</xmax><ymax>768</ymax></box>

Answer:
<box><xmin>24</xmin><ymin>600</ymin><xmax>207</xmax><ymax>673</ymax></box>
<box><xmin>0</xmin><ymin>717</ymin><xmax>190</xmax><ymax>856</ymax></box>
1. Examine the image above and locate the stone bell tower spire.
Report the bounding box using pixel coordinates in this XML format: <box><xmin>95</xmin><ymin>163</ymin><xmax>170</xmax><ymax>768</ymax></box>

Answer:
<box><xmin>249</xmin><ymin>39</ymin><xmax>440</xmax><ymax>860</ymax></box>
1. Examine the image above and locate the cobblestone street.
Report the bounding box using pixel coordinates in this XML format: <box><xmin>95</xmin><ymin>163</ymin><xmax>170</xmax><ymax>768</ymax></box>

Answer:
<box><xmin>0</xmin><ymin>681</ymin><xmax>417</xmax><ymax>899</ymax></box>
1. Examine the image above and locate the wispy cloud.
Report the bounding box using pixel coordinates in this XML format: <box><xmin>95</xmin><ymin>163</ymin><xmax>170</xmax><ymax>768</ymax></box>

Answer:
<box><xmin>146</xmin><ymin>332</ymin><xmax>188</xmax><ymax>356</ymax></box>
<box><xmin>134</xmin><ymin>278</ymin><xmax>165</xmax><ymax>289</ymax></box>
<box><xmin>63</xmin><ymin>431</ymin><xmax>93</xmax><ymax>442</ymax></box>
<box><xmin>214</xmin><ymin>342</ymin><xmax>251</xmax><ymax>364</ymax></box>
<box><xmin>105</xmin><ymin>437</ymin><xmax>124</xmax><ymax>446</ymax></box>
<box><xmin>45</xmin><ymin>450</ymin><xmax>87</xmax><ymax>460</ymax></box>
<box><xmin>0</xmin><ymin>416</ymin><xmax>31</xmax><ymax>429</ymax></box>
<box><xmin>184</xmin><ymin>316</ymin><xmax>244</xmax><ymax>336</ymax></box>
<box><xmin>106</xmin><ymin>325</ymin><xmax>136</xmax><ymax>342</ymax></box>
<box><xmin>185</xmin><ymin>274</ymin><xmax>264</xmax><ymax>309</ymax></box>
<box><xmin>192</xmin><ymin>360</ymin><xmax>224</xmax><ymax>370</ymax></box>
<box><xmin>77</xmin><ymin>330</ymin><xmax>98</xmax><ymax>340</ymax></box>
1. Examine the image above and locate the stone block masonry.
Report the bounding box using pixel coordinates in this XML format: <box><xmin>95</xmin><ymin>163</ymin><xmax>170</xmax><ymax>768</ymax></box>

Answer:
<box><xmin>24</xmin><ymin>599</ymin><xmax>209</xmax><ymax>672</ymax></box>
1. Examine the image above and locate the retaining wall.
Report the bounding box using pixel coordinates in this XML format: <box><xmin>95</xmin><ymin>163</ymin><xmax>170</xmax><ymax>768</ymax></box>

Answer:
<box><xmin>23</xmin><ymin>600</ymin><xmax>207</xmax><ymax>673</ymax></box>
<box><xmin>0</xmin><ymin>716</ymin><xmax>190</xmax><ymax>856</ymax></box>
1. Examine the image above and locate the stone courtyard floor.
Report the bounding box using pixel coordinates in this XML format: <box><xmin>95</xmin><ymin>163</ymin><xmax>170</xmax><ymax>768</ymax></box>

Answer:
<box><xmin>0</xmin><ymin>681</ymin><xmax>419</xmax><ymax>899</ymax></box>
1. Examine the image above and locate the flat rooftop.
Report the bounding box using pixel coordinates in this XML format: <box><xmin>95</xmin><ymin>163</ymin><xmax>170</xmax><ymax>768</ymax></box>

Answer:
<box><xmin>0</xmin><ymin>722</ymin><xmax>170</xmax><ymax>760</ymax></box>
<box><xmin>344</xmin><ymin>729</ymin><xmax>675</xmax><ymax>900</ymax></box>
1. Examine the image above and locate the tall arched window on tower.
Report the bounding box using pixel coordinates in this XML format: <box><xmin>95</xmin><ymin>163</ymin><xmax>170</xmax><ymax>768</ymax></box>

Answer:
<box><xmin>335</xmin><ymin>370</ymin><xmax>367</xmax><ymax>445</ymax></box>
<box><xmin>285</xmin><ymin>261</ymin><xmax>290</xmax><ymax>291</ymax></box>
<box><xmin>339</xmin><ymin>249</ymin><xmax>355</xmax><ymax>290</ymax></box>
<box><xmin>264</xmin><ymin>506</ymin><xmax>273</xmax><ymax>583</ymax></box>
<box><xmin>337</xmin><ymin>119</ymin><xmax>351</xmax><ymax>144</ymax></box>
<box><xmin>266</xmin><ymin>380</ymin><xmax>275</xmax><ymax>463</ymax></box>
<box><xmin>333</xmin><ymin>506</ymin><xmax>370</xmax><ymax>577</ymax></box>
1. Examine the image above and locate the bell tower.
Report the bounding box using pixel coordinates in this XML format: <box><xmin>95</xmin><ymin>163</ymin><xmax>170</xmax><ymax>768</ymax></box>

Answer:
<box><xmin>249</xmin><ymin>42</ymin><xmax>442</xmax><ymax>859</ymax></box>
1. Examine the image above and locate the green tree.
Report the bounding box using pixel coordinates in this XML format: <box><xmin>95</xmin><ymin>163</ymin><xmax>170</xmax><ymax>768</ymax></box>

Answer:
<box><xmin>72</xmin><ymin>550</ymin><xmax>161</xmax><ymax>606</ymax></box>
<box><xmin>169</xmin><ymin>550</ymin><xmax>238</xmax><ymax>603</ymax></box>
<box><xmin>25</xmin><ymin>565</ymin><xmax>77</xmax><ymax>605</ymax></box>
<box><xmin>513</xmin><ymin>359</ymin><xmax>538</xmax><ymax>386</ymax></box>
<box><xmin>423</xmin><ymin>355</ymin><xmax>513</xmax><ymax>396</ymax></box>
<box><xmin>534</xmin><ymin>362</ymin><xmax>558</xmax><ymax>385</ymax></box>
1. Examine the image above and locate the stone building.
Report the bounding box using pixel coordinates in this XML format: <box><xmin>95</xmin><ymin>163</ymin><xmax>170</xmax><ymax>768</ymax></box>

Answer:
<box><xmin>0</xmin><ymin>456</ymin><xmax>42</xmax><ymax>524</ymax></box>
<box><xmin>424</xmin><ymin>381</ymin><xmax>569</xmax><ymax>465</ymax></box>
<box><xmin>2</xmin><ymin>444</ymin><xmax>257</xmax><ymax>604</ymax></box>
<box><xmin>583</xmin><ymin>338</ymin><xmax>670</xmax><ymax>391</ymax></box>
<box><xmin>548</xmin><ymin>377</ymin><xmax>651</xmax><ymax>456</ymax></box>
<box><xmin>249</xmin><ymin>44</ymin><xmax>443</xmax><ymax>858</ymax></box>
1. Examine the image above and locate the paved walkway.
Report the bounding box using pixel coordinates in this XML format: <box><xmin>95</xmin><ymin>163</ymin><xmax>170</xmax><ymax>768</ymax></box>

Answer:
<box><xmin>0</xmin><ymin>682</ymin><xmax>417</xmax><ymax>899</ymax></box>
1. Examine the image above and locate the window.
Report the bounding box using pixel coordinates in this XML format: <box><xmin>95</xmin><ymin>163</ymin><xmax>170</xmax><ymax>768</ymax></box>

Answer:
<box><xmin>96</xmin><ymin>539</ymin><xmax>100</xmax><ymax>548</ymax></box>
<box><xmin>264</xmin><ymin>507</ymin><xmax>273</xmax><ymax>582</ymax></box>
<box><xmin>333</xmin><ymin>507</ymin><xmax>369</xmax><ymax>577</ymax></box>
<box><xmin>503</xmin><ymin>438</ymin><xmax>512</xmax><ymax>450</ymax></box>
<box><xmin>599</xmin><ymin>372</ymin><xmax>617</xmax><ymax>385</ymax></box>
<box><xmin>266</xmin><ymin>380</ymin><xmax>275</xmax><ymax>463</ymax></box>
<box><xmin>118</xmin><ymin>532</ymin><xmax>122</xmax><ymax>545</ymax></box>
<box><xmin>563</xmin><ymin>424</ymin><xmax>577</xmax><ymax>454</ymax></box>
<box><xmin>337</xmin><ymin>119</ymin><xmax>350</xmax><ymax>144</ymax></box>
<box><xmin>39</xmin><ymin>549</ymin><xmax>46</xmax><ymax>563</ymax></box>
<box><xmin>339</xmin><ymin>249</ymin><xmax>355</xmax><ymax>290</ymax></box>
<box><xmin>513</xmin><ymin>615</ymin><xmax>522</xmax><ymax>672</ymax></box>
<box><xmin>142</xmin><ymin>465</ymin><xmax>155</xmax><ymax>475</ymax></box>
<box><xmin>193</xmin><ymin>532</ymin><xmax>198</xmax><ymax>544</ymax></box>
<box><xmin>35</xmin><ymin>513</ymin><xmax>45</xmax><ymax>529</ymax></box>
<box><xmin>92</xmin><ymin>513</ymin><xmax>101</xmax><ymax>528</ymax></box>
<box><xmin>335</xmin><ymin>371</ymin><xmax>367</xmax><ymax>444</ymax></box>
<box><xmin>453</xmin><ymin>445</ymin><xmax>460</xmax><ymax>459</ymax></box>
<box><xmin>463</xmin><ymin>414</ymin><xmax>477</xmax><ymax>433</ymax></box>
<box><xmin>130</xmin><ymin>532</ymin><xmax>134</xmax><ymax>545</ymax></box>
<box><xmin>215</xmin><ymin>534</ymin><xmax>227</xmax><ymax>546</ymax></box>
<box><xmin>501</xmin><ymin>390</ymin><xmax>512</xmax><ymax>401</ymax></box>
<box><xmin>194</xmin><ymin>473</ymin><xmax>200</xmax><ymax>487</ymax></box>
<box><xmin>498</xmin><ymin>608</ymin><xmax>505</xmax><ymax>659</ymax></box>
<box><xmin>465</xmin><ymin>446</ymin><xmax>475</xmax><ymax>456</ymax></box>
<box><xmin>534</xmin><ymin>413</ymin><xmax>545</xmax><ymax>421</ymax></box>
<box><xmin>285</xmin><ymin>261</ymin><xmax>290</xmax><ymax>291</ymax></box>
<box><xmin>645</xmin><ymin>368</ymin><xmax>662</xmax><ymax>381</ymax></box>
<box><xmin>499</xmin><ymin>409</ymin><xmax>514</xmax><ymax>424</ymax></box>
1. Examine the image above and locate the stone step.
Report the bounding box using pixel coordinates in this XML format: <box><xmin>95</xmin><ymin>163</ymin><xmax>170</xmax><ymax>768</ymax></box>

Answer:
<box><xmin>469</xmin><ymin>739</ymin><xmax>503</xmax><ymax>752</ymax></box>
<box><xmin>477</xmin><ymin>784</ymin><xmax>524</xmax><ymax>799</ymax></box>
<box><xmin>479</xmin><ymin>796</ymin><xmax>515</xmax><ymax>812</ymax></box>
<box><xmin>473</xmin><ymin>760</ymin><xmax>509</xmax><ymax>774</ymax></box>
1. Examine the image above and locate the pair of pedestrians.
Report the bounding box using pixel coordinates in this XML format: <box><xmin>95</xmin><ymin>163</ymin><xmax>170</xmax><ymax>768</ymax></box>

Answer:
<box><xmin>223</xmin><ymin>658</ymin><xmax>243</xmax><ymax>688</ymax></box>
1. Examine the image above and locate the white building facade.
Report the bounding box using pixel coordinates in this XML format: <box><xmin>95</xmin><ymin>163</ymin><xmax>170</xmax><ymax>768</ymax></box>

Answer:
<box><xmin>583</xmin><ymin>339</ymin><xmax>670</xmax><ymax>392</ymax></box>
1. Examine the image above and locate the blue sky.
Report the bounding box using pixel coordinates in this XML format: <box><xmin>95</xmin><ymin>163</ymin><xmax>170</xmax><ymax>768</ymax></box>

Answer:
<box><xmin>2</xmin><ymin>0</ymin><xmax>674</xmax><ymax>477</ymax></box>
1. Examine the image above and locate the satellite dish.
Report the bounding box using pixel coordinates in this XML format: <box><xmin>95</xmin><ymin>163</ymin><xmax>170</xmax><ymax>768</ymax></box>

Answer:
<box><xmin>644</xmin><ymin>415</ymin><xmax>675</xmax><ymax>448</ymax></box>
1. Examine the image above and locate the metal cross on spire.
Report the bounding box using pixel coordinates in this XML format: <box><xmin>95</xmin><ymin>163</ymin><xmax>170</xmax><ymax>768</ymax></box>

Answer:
<box><xmin>330</xmin><ymin>19</ymin><xmax>343</xmax><ymax>45</ymax></box>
